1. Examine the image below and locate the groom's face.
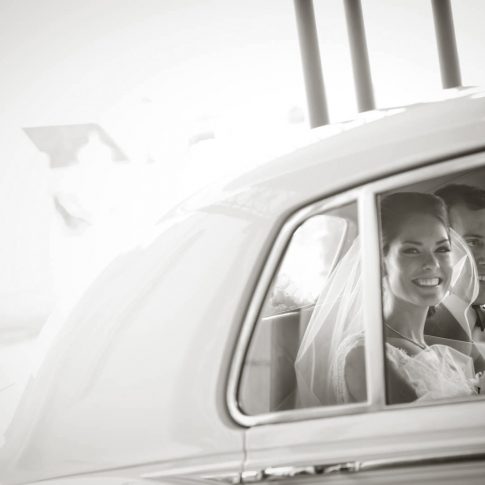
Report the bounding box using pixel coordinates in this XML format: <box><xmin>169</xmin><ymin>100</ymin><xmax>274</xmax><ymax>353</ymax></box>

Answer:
<box><xmin>449</xmin><ymin>204</ymin><xmax>485</xmax><ymax>305</ymax></box>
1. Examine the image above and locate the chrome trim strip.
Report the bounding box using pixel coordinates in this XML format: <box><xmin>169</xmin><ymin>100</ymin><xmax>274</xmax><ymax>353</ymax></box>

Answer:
<box><xmin>359</xmin><ymin>188</ymin><xmax>386</xmax><ymax>409</ymax></box>
<box><xmin>358</xmin><ymin>451</ymin><xmax>485</xmax><ymax>473</ymax></box>
<box><xmin>207</xmin><ymin>451</ymin><xmax>485</xmax><ymax>484</ymax></box>
<box><xmin>227</xmin><ymin>187</ymin><xmax>368</xmax><ymax>427</ymax></box>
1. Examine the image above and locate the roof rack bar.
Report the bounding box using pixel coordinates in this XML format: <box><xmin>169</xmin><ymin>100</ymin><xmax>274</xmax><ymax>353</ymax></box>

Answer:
<box><xmin>431</xmin><ymin>0</ymin><xmax>462</xmax><ymax>88</ymax></box>
<box><xmin>293</xmin><ymin>0</ymin><xmax>329</xmax><ymax>127</ymax></box>
<box><xmin>343</xmin><ymin>0</ymin><xmax>375</xmax><ymax>112</ymax></box>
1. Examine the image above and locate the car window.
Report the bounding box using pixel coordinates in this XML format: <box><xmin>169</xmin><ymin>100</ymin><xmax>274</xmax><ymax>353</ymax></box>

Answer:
<box><xmin>238</xmin><ymin>202</ymin><xmax>361</xmax><ymax>415</ymax></box>
<box><xmin>238</xmin><ymin>161</ymin><xmax>485</xmax><ymax>420</ymax></box>
<box><xmin>378</xmin><ymin>165</ymin><xmax>485</xmax><ymax>406</ymax></box>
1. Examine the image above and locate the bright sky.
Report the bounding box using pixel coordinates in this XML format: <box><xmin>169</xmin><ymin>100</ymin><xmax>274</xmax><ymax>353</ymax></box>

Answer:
<box><xmin>0</xmin><ymin>0</ymin><xmax>484</xmax><ymax>325</ymax></box>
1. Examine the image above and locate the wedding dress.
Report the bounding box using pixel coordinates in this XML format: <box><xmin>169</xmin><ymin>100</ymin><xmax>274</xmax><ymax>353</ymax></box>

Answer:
<box><xmin>386</xmin><ymin>342</ymin><xmax>477</xmax><ymax>400</ymax></box>
<box><xmin>333</xmin><ymin>332</ymin><xmax>477</xmax><ymax>404</ymax></box>
<box><xmin>295</xmin><ymin>229</ymin><xmax>479</xmax><ymax>407</ymax></box>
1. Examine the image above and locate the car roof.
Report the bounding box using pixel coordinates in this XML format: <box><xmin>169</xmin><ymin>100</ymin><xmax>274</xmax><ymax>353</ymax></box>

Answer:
<box><xmin>182</xmin><ymin>88</ymin><xmax>485</xmax><ymax>222</ymax></box>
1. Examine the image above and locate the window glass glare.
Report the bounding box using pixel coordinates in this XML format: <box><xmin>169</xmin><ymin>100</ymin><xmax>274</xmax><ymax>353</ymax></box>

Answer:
<box><xmin>261</xmin><ymin>215</ymin><xmax>348</xmax><ymax>317</ymax></box>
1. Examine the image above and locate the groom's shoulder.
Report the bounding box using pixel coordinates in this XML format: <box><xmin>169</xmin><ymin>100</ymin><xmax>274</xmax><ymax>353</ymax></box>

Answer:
<box><xmin>425</xmin><ymin>303</ymin><xmax>470</xmax><ymax>341</ymax></box>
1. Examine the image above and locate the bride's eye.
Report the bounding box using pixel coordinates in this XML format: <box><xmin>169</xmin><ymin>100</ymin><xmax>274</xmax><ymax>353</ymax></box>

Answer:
<box><xmin>436</xmin><ymin>245</ymin><xmax>451</xmax><ymax>253</ymax></box>
<box><xmin>402</xmin><ymin>247</ymin><xmax>419</xmax><ymax>254</ymax></box>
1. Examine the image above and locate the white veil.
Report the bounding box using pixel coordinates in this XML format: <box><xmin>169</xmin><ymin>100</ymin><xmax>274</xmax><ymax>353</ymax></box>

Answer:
<box><xmin>425</xmin><ymin>228</ymin><xmax>479</xmax><ymax>351</ymax></box>
<box><xmin>294</xmin><ymin>236</ymin><xmax>362</xmax><ymax>407</ymax></box>
<box><xmin>446</xmin><ymin>228</ymin><xmax>478</xmax><ymax>310</ymax></box>
<box><xmin>294</xmin><ymin>227</ymin><xmax>478</xmax><ymax>408</ymax></box>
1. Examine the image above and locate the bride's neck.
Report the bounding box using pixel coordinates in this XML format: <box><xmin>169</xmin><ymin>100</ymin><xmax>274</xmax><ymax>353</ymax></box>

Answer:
<box><xmin>384</xmin><ymin>300</ymin><xmax>428</xmax><ymax>342</ymax></box>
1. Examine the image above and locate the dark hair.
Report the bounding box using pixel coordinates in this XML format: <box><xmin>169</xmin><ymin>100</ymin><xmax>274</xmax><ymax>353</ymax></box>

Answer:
<box><xmin>435</xmin><ymin>184</ymin><xmax>485</xmax><ymax>212</ymax></box>
<box><xmin>380</xmin><ymin>192</ymin><xmax>449</xmax><ymax>254</ymax></box>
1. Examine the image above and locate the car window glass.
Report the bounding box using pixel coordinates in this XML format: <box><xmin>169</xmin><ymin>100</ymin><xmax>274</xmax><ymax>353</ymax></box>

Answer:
<box><xmin>239</xmin><ymin>202</ymin><xmax>364</xmax><ymax>415</ymax></box>
<box><xmin>378</xmin><ymin>166</ymin><xmax>485</xmax><ymax>405</ymax></box>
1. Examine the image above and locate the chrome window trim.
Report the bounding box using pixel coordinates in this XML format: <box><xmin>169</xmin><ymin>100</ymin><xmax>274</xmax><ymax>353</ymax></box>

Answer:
<box><xmin>227</xmin><ymin>187</ymin><xmax>372</xmax><ymax>427</ymax></box>
<box><xmin>359</xmin><ymin>188</ymin><xmax>387</xmax><ymax>409</ymax></box>
<box><xmin>227</xmin><ymin>151</ymin><xmax>485</xmax><ymax>428</ymax></box>
<box><xmin>200</xmin><ymin>450</ymin><xmax>485</xmax><ymax>483</ymax></box>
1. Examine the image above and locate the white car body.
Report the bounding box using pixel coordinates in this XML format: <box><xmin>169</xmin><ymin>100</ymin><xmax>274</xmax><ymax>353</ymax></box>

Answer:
<box><xmin>2</xmin><ymin>89</ymin><xmax>485</xmax><ymax>485</ymax></box>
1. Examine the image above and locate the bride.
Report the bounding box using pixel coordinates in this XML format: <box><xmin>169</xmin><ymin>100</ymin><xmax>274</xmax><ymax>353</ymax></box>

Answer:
<box><xmin>295</xmin><ymin>192</ymin><xmax>481</xmax><ymax>407</ymax></box>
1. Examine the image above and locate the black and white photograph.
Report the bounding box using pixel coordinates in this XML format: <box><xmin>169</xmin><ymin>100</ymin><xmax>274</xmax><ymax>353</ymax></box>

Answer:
<box><xmin>1</xmin><ymin>1</ymin><xmax>485</xmax><ymax>484</ymax></box>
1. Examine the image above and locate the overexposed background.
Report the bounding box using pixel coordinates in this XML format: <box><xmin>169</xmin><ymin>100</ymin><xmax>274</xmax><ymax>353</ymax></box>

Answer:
<box><xmin>0</xmin><ymin>0</ymin><xmax>484</xmax><ymax>335</ymax></box>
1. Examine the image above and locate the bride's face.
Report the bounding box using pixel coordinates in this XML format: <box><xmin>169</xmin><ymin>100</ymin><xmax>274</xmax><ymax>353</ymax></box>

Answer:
<box><xmin>384</xmin><ymin>214</ymin><xmax>452</xmax><ymax>308</ymax></box>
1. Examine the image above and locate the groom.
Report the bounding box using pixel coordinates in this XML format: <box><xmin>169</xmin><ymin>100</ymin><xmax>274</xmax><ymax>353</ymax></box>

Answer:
<box><xmin>425</xmin><ymin>184</ymin><xmax>485</xmax><ymax>365</ymax></box>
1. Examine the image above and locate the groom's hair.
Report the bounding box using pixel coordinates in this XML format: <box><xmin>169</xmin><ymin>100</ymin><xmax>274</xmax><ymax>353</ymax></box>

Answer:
<box><xmin>435</xmin><ymin>184</ymin><xmax>485</xmax><ymax>212</ymax></box>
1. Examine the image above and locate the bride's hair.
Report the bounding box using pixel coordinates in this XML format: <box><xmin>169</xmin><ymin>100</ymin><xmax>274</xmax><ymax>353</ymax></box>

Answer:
<box><xmin>380</xmin><ymin>192</ymin><xmax>449</xmax><ymax>255</ymax></box>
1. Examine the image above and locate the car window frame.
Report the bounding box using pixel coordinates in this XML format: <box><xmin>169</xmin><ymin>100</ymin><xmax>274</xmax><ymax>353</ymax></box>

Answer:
<box><xmin>227</xmin><ymin>186</ymin><xmax>385</xmax><ymax>427</ymax></box>
<box><xmin>227</xmin><ymin>151</ymin><xmax>485</xmax><ymax>428</ymax></box>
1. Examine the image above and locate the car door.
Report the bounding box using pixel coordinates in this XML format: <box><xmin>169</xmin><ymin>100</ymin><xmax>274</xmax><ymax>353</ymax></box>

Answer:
<box><xmin>230</xmin><ymin>152</ymin><xmax>485</xmax><ymax>484</ymax></box>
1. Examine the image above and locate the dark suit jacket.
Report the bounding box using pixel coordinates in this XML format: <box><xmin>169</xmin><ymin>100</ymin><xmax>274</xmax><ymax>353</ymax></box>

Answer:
<box><xmin>425</xmin><ymin>304</ymin><xmax>485</xmax><ymax>372</ymax></box>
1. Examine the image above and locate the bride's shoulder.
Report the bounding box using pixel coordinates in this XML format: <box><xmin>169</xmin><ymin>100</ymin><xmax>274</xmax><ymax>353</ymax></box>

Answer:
<box><xmin>341</xmin><ymin>333</ymin><xmax>366</xmax><ymax>401</ymax></box>
<box><xmin>339</xmin><ymin>331</ymin><xmax>365</xmax><ymax>353</ymax></box>
<box><xmin>339</xmin><ymin>332</ymin><xmax>366</xmax><ymax>374</ymax></box>
<box><xmin>343</xmin><ymin>336</ymin><xmax>365</xmax><ymax>367</ymax></box>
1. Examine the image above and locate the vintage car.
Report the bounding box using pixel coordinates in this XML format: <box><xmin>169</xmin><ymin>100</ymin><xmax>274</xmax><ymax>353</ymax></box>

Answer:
<box><xmin>1</xmin><ymin>88</ymin><xmax>485</xmax><ymax>485</ymax></box>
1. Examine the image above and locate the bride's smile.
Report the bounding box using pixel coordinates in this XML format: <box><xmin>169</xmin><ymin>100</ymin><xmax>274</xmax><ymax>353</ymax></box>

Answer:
<box><xmin>412</xmin><ymin>277</ymin><xmax>442</xmax><ymax>287</ymax></box>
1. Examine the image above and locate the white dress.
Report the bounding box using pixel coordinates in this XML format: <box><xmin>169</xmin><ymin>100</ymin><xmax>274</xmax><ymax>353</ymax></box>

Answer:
<box><xmin>386</xmin><ymin>342</ymin><xmax>477</xmax><ymax>401</ymax></box>
<box><xmin>335</xmin><ymin>333</ymin><xmax>477</xmax><ymax>403</ymax></box>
